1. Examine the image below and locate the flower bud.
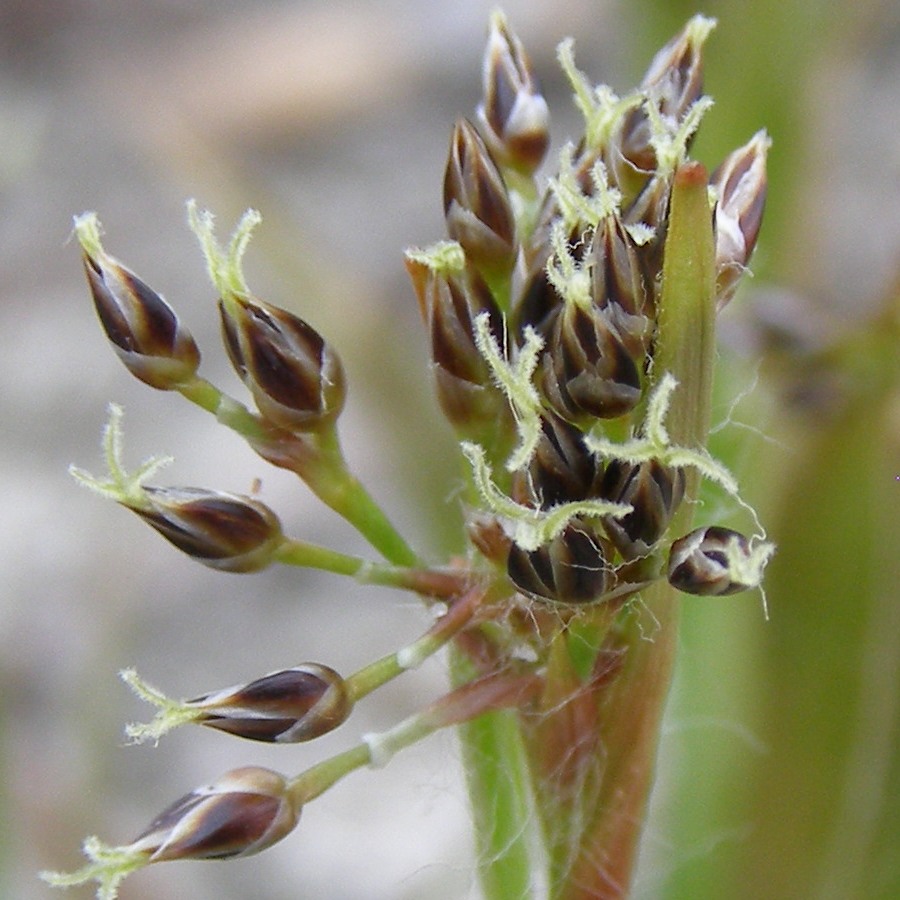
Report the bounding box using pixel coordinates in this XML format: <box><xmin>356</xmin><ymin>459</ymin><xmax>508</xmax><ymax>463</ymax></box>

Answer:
<box><xmin>477</xmin><ymin>10</ymin><xmax>550</xmax><ymax>175</ymax></box>
<box><xmin>74</xmin><ymin>213</ymin><xmax>200</xmax><ymax>390</ymax></box>
<box><xmin>590</xmin><ymin>214</ymin><xmax>654</xmax><ymax>358</ymax></box>
<box><xmin>515</xmin><ymin>412</ymin><xmax>602</xmax><ymax>509</ymax></box>
<box><xmin>444</xmin><ymin>118</ymin><xmax>517</xmax><ymax>280</ymax></box>
<box><xmin>188</xmin><ymin>664</ymin><xmax>352</xmax><ymax>743</ymax></box>
<box><xmin>507</xmin><ymin>519</ymin><xmax>610</xmax><ymax>605</ymax></box>
<box><xmin>406</xmin><ymin>249</ymin><xmax>513</xmax><ymax>446</ymax></box>
<box><xmin>711</xmin><ymin>130</ymin><xmax>770</xmax><ymax>309</ymax></box>
<box><xmin>134</xmin><ymin>487</ymin><xmax>283</xmax><ymax>572</ymax></box>
<box><xmin>219</xmin><ymin>295</ymin><xmax>346</xmax><ymax>432</ymax></box>
<box><xmin>614</xmin><ymin>15</ymin><xmax>714</xmax><ymax>177</ymax></box>
<box><xmin>599</xmin><ymin>459</ymin><xmax>685</xmax><ymax>559</ymax></box>
<box><xmin>129</xmin><ymin>767</ymin><xmax>298</xmax><ymax>862</ymax></box>
<box><xmin>619</xmin><ymin>174</ymin><xmax>673</xmax><ymax>295</ymax></box>
<box><xmin>540</xmin><ymin>302</ymin><xmax>642</xmax><ymax>423</ymax></box>
<box><xmin>668</xmin><ymin>525</ymin><xmax>771</xmax><ymax>595</ymax></box>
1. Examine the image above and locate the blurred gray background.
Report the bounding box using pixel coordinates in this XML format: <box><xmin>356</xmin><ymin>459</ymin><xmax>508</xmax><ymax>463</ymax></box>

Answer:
<box><xmin>2</xmin><ymin>1</ymin><xmax>898</xmax><ymax>899</ymax></box>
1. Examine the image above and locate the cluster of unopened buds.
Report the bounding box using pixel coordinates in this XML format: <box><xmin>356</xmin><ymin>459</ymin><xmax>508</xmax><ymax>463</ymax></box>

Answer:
<box><xmin>45</xmin><ymin>10</ymin><xmax>775</xmax><ymax>898</ymax></box>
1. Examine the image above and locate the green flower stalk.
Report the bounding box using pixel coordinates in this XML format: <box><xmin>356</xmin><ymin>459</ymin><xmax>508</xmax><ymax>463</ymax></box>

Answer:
<box><xmin>50</xmin><ymin>10</ymin><xmax>778</xmax><ymax>900</ymax></box>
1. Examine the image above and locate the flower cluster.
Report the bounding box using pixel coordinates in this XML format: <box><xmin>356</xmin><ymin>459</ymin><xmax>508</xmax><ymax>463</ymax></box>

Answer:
<box><xmin>409</xmin><ymin>12</ymin><xmax>773</xmax><ymax>608</ymax></box>
<box><xmin>46</xmin><ymin>11</ymin><xmax>775</xmax><ymax>899</ymax></box>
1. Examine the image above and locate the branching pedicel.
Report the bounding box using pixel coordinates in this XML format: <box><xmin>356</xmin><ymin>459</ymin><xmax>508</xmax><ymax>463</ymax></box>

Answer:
<box><xmin>45</xmin><ymin>11</ymin><xmax>774</xmax><ymax>900</ymax></box>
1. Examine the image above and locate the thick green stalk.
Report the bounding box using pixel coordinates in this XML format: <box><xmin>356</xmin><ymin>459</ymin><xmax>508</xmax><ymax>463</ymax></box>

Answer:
<box><xmin>554</xmin><ymin>162</ymin><xmax>717</xmax><ymax>898</ymax></box>
<box><xmin>303</xmin><ymin>427</ymin><xmax>419</xmax><ymax>567</ymax></box>
<box><xmin>452</xmin><ymin>648</ymin><xmax>540</xmax><ymax>900</ymax></box>
<box><xmin>651</xmin><ymin>162</ymin><xmax>716</xmax><ymax>449</ymax></box>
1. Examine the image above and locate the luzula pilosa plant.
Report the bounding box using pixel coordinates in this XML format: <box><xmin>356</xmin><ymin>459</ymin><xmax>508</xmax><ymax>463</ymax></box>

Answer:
<box><xmin>45</xmin><ymin>11</ymin><xmax>775</xmax><ymax>900</ymax></box>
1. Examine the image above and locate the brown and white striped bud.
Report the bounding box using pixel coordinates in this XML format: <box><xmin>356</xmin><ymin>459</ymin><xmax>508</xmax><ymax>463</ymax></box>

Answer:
<box><xmin>133</xmin><ymin>487</ymin><xmax>283</xmax><ymax>572</ymax></box>
<box><xmin>75</xmin><ymin>214</ymin><xmax>200</xmax><ymax>390</ymax></box>
<box><xmin>444</xmin><ymin>118</ymin><xmax>517</xmax><ymax>281</ymax></box>
<box><xmin>406</xmin><ymin>249</ymin><xmax>512</xmax><ymax>445</ymax></box>
<box><xmin>613</xmin><ymin>15</ymin><xmax>714</xmax><ymax>178</ymax></box>
<box><xmin>599</xmin><ymin>459</ymin><xmax>685</xmax><ymax>559</ymax></box>
<box><xmin>515</xmin><ymin>412</ymin><xmax>602</xmax><ymax>509</ymax></box>
<box><xmin>590</xmin><ymin>214</ymin><xmax>654</xmax><ymax>359</ymax></box>
<box><xmin>477</xmin><ymin>10</ymin><xmax>550</xmax><ymax>175</ymax></box>
<box><xmin>540</xmin><ymin>302</ymin><xmax>642</xmax><ymax>423</ymax></box>
<box><xmin>128</xmin><ymin>767</ymin><xmax>298</xmax><ymax>863</ymax></box>
<box><xmin>219</xmin><ymin>295</ymin><xmax>346</xmax><ymax>433</ymax></box>
<box><xmin>711</xmin><ymin>130</ymin><xmax>770</xmax><ymax>309</ymax></box>
<box><xmin>187</xmin><ymin>664</ymin><xmax>352</xmax><ymax>743</ymax></box>
<box><xmin>507</xmin><ymin>519</ymin><xmax>610</xmax><ymax>606</ymax></box>
<box><xmin>668</xmin><ymin>525</ymin><xmax>772</xmax><ymax>595</ymax></box>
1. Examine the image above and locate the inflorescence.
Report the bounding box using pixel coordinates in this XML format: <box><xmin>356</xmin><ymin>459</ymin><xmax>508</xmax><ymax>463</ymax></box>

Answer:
<box><xmin>45</xmin><ymin>11</ymin><xmax>773</xmax><ymax>898</ymax></box>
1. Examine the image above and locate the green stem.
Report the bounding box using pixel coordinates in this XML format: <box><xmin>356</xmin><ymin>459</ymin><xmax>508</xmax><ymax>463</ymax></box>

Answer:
<box><xmin>344</xmin><ymin>588</ymin><xmax>483</xmax><ymax>702</ymax></box>
<box><xmin>178</xmin><ymin>375</ymin><xmax>276</xmax><ymax>442</ymax></box>
<box><xmin>452</xmin><ymin>647</ymin><xmax>540</xmax><ymax>900</ymax></box>
<box><xmin>177</xmin><ymin>376</ymin><xmax>418</xmax><ymax>566</ymax></box>
<box><xmin>300</xmin><ymin>427</ymin><xmax>419</xmax><ymax>567</ymax></box>
<box><xmin>273</xmin><ymin>538</ymin><xmax>468</xmax><ymax>598</ymax></box>
<box><xmin>287</xmin><ymin>743</ymin><xmax>372</xmax><ymax>807</ymax></box>
<box><xmin>288</xmin><ymin>667</ymin><xmax>541</xmax><ymax>813</ymax></box>
<box><xmin>273</xmin><ymin>538</ymin><xmax>367</xmax><ymax>577</ymax></box>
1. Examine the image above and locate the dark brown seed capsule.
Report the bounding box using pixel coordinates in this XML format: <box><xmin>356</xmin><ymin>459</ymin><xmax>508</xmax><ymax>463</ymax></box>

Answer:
<box><xmin>219</xmin><ymin>295</ymin><xmax>345</xmax><ymax>433</ymax></box>
<box><xmin>466</xmin><ymin>512</ymin><xmax>513</xmax><ymax>565</ymax></box>
<box><xmin>444</xmin><ymin>118</ymin><xmax>517</xmax><ymax>280</ymax></box>
<box><xmin>81</xmin><ymin>242</ymin><xmax>200</xmax><ymax>390</ymax></box>
<box><xmin>134</xmin><ymin>487</ymin><xmax>283</xmax><ymax>573</ymax></box>
<box><xmin>667</xmin><ymin>525</ymin><xmax>757</xmax><ymax>595</ymax></box>
<box><xmin>428</xmin><ymin>265</ymin><xmax>502</xmax><ymax>387</ymax></box>
<box><xmin>189</xmin><ymin>664</ymin><xmax>352</xmax><ymax>743</ymax></box>
<box><xmin>599</xmin><ymin>459</ymin><xmax>685</xmax><ymax>559</ymax></box>
<box><xmin>406</xmin><ymin>253</ymin><xmax>514</xmax><ymax>448</ymax></box>
<box><xmin>540</xmin><ymin>302</ymin><xmax>642</xmax><ymax>423</ymax></box>
<box><xmin>129</xmin><ymin>767</ymin><xmax>298</xmax><ymax>862</ymax></box>
<box><xmin>516</xmin><ymin>412</ymin><xmax>602</xmax><ymax>509</ymax></box>
<box><xmin>507</xmin><ymin>519</ymin><xmax>609</xmax><ymax>605</ymax></box>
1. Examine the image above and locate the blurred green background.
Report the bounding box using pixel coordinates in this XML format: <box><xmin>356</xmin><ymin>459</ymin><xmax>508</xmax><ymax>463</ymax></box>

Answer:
<box><xmin>1</xmin><ymin>0</ymin><xmax>896</xmax><ymax>897</ymax></box>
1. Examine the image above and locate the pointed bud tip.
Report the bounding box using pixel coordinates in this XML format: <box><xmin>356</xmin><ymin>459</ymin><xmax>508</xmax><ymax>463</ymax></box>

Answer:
<box><xmin>675</xmin><ymin>160</ymin><xmax>709</xmax><ymax>188</ymax></box>
<box><xmin>479</xmin><ymin>10</ymin><xmax>550</xmax><ymax>173</ymax></box>
<box><xmin>75</xmin><ymin>216</ymin><xmax>201</xmax><ymax>389</ymax></box>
